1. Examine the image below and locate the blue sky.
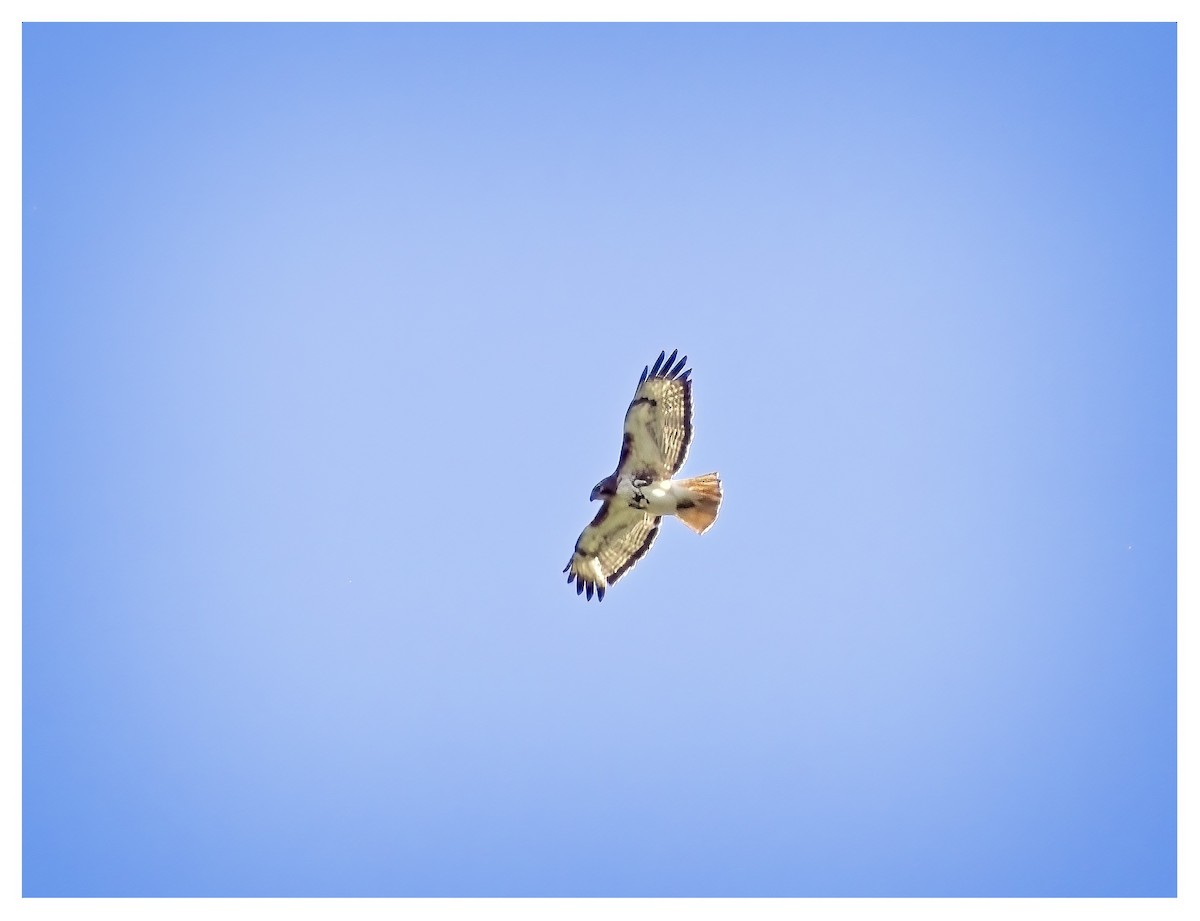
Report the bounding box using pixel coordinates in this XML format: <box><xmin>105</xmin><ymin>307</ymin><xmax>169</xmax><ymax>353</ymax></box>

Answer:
<box><xmin>22</xmin><ymin>23</ymin><xmax>1175</xmax><ymax>897</ymax></box>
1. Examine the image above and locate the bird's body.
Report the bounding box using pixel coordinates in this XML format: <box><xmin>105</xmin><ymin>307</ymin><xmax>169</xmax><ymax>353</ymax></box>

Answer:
<box><xmin>564</xmin><ymin>350</ymin><xmax>723</xmax><ymax>601</ymax></box>
<box><xmin>614</xmin><ymin>476</ymin><xmax>682</xmax><ymax>516</ymax></box>
<box><xmin>609</xmin><ymin>475</ymin><xmax>706</xmax><ymax>518</ymax></box>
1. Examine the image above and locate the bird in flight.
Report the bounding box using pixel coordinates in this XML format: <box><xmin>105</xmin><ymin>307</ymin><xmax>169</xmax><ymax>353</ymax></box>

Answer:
<box><xmin>564</xmin><ymin>349</ymin><xmax>723</xmax><ymax>601</ymax></box>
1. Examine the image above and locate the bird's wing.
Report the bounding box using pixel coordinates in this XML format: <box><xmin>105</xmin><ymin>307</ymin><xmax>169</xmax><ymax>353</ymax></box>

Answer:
<box><xmin>563</xmin><ymin>502</ymin><xmax>662</xmax><ymax>602</ymax></box>
<box><xmin>620</xmin><ymin>349</ymin><xmax>694</xmax><ymax>479</ymax></box>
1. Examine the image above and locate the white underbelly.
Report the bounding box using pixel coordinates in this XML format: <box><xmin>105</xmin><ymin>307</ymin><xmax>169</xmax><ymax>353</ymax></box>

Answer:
<box><xmin>643</xmin><ymin>481</ymin><xmax>679</xmax><ymax>515</ymax></box>
<box><xmin>617</xmin><ymin>476</ymin><xmax>680</xmax><ymax>515</ymax></box>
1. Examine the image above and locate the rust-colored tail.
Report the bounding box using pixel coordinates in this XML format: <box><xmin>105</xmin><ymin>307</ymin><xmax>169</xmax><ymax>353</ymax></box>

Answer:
<box><xmin>675</xmin><ymin>473</ymin><xmax>723</xmax><ymax>534</ymax></box>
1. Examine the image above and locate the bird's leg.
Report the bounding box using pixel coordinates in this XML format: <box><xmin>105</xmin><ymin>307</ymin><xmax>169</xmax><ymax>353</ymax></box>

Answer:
<box><xmin>629</xmin><ymin>476</ymin><xmax>654</xmax><ymax>509</ymax></box>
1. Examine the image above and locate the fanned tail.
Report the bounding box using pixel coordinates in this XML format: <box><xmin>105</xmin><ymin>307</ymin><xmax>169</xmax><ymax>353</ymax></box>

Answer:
<box><xmin>675</xmin><ymin>473</ymin><xmax>722</xmax><ymax>534</ymax></box>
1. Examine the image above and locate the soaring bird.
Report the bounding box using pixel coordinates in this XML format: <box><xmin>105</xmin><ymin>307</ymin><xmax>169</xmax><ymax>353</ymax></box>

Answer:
<box><xmin>564</xmin><ymin>349</ymin><xmax>722</xmax><ymax>601</ymax></box>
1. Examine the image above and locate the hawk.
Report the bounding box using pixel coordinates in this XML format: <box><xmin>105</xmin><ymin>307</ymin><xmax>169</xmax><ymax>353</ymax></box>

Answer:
<box><xmin>564</xmin><ymin>349</ymin><xmax>723</xmax><ymax>601</ymax></box>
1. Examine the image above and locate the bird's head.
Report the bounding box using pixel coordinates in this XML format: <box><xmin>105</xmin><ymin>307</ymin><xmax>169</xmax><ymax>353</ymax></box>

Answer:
<box><xmin>590</xmin><ymin>478</ymin><xmax>615</xmax><ymax>502</ymax></box>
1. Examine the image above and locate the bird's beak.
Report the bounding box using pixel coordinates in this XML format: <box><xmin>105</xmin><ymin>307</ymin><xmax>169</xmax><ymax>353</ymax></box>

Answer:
<box><xmin>589</xmin><ymin>486</ymin><xmax>600</xmax><ymax>502</ymax></box>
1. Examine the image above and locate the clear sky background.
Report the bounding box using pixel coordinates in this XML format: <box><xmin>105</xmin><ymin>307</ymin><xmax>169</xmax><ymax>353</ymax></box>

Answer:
<box><xmin>22</xmin><ymin>23</ymin><xmax>1176</xmax><ymax>897</ymax></box>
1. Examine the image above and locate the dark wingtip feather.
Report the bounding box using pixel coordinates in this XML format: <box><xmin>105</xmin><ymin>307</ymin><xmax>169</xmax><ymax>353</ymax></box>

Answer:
<box><xmin>576</xmin><ymin>580</ymin><xmax>584</xmax><ymax>596</ymax></box>
<box><xmin>649</xmin><ymin>350</ymin><xmax>665</xmax><ymax>375</ymax></box>
<box><xmin>563</xmin><ymin>562</ymin><xmax>571</xmax><ymax>573</ymax></box>
<box><xmin>663</xmin><ymin>349</ymin><xmax>678</xmax><ymax>375</ymax></box>
<box><xmin>586</xmin><ymin>583</ymin><xmax>594</xmax><ymax>601</ymax></box>
<box><xmin>597</xmin><ymin>585</ymin><xmax>605</xmax><ymax>601</ymax></box>
<box><xmin>679</xmin><ymin>368</ymin><xmax>692</xmax><ymax>382</ymax></box>
<box><xmin>638</xmin><ymin>366</ymin><xmax>648</xmax><ymax>385</ymax></box>
<box><xmin>566</xmin><ymin>570</ymin><xmax>575</xmax><ymax>584</ymax></box>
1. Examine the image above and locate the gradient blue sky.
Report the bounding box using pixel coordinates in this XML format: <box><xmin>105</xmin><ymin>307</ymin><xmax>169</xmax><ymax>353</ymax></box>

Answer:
<box><xmin>22</xmin><ymin>23</ymin><xmax>1176</xmax><ymax>897</ymax></box>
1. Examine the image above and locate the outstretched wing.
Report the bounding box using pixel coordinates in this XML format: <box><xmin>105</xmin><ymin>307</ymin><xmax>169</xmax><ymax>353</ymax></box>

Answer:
<box><xmin>563</xmin><ymin>502</ymin><xmax>662</xmax><ymax>602</ymax></box>
<box><xmin>620</xmin><ymin>349</ymin><xmax>694</xmax><ymax>479</ymax></box>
